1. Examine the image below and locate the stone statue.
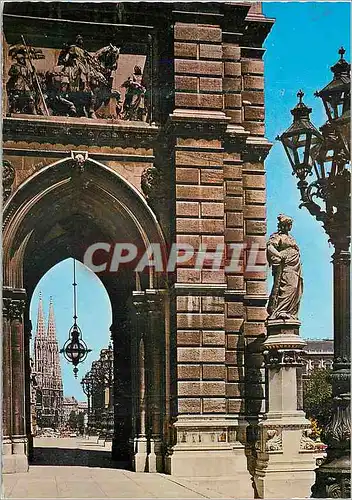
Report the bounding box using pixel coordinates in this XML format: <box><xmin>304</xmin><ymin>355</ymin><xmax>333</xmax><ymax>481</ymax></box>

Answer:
<box><xmin>122</xmin><ymin>65</ymin><xmax>147</xmax><ymax>121</ymax></box>
<box><xmin>57</xmin><ymin>35</ymin><xmax>91</xmax><ymax>92</ymax></box>
<box><xmin>267</xmin><ymin>214</ymin><xmax>303</xmax><ymax>320</ymax></box>
<box><xmin>46</xmin><ymin>35</ymin><xmax>120</xmax><ymax>118</ymax></box>
<box><xmin>6</xmin><ymin>44</ymin><xmax>44</xmax><ymax>114</ymax></box>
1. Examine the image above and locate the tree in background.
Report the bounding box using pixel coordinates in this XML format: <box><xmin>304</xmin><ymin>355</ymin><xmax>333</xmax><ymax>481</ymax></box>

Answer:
<box><xmin>303</xmin><ymin>368</ymin><xmax>333</xmax><ymax>435</ymax></box>
<box><xmin>77</xmin><ymin>412</ymin><xmax>85</xmax><ymax>435</ymax></box>
<box><xmin>68</xmin><ymin>410</ymin><xmax>78</xmax><ymax>430</ymax></box>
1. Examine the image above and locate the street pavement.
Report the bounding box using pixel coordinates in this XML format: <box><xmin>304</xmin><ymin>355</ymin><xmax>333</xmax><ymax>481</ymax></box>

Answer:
<box><xmin>2</xmin><ymin>437</ymin><xmax>246</xmax><ymax>499</ymax></box>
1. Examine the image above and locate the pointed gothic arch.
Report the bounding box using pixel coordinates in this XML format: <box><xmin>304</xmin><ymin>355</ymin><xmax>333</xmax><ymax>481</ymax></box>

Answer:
<box><xmin>3</xmin><ymin>153</ymin><xmax>169</xmax><ymax>473</ymax></box>
<box><xmin>3</xmin><ymin>153</ymin><xmax>167</xmax><ymax>290</ymax></box>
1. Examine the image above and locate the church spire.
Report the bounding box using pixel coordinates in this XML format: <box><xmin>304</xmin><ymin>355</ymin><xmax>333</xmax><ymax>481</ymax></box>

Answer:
<box><xmin>47</xmin><ymin>296</ymin><xmax>57</xmax><ymax>340</ymax></box>
<box><xmin>33</xmin><ymin>294</ymin><xmax>64</xmax><ymax>428</ymax></box>
<box><xmin>35</xmin><ymin>292</ymin><xmax>46</xmax><ymax>337</ymax></box>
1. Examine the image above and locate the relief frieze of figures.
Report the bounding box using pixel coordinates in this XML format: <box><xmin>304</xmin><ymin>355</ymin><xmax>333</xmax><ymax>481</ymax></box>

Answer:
<box><xmin>5</xmin><ymin>35</ymin><xmax>148</xmax><ymax>122</ymax></box>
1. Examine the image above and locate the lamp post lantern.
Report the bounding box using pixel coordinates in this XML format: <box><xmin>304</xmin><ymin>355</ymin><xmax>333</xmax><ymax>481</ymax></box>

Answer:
<box><xmin>277</xmin><ymin>48</ymin><xmax>350</xmax><ymax>498</ymax></box>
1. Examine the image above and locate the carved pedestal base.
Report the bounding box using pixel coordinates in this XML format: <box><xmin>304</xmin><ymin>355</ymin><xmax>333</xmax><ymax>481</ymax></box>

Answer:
<box><xmin>254</xmin><ymin>414</ymin><xmax>322</xmax><ymax>499</ymax></box>
<box><xmin>2</xmin><ymin>436</ymin><xmax>29</xmax><ymax>474</ymax></box>
<box><xmin>133</xmin><ymin>436</ymin><xmax>148</xmax><ymax>472</ymax></box>
<box><xmin>148</xmin><ymin>438</ymin><xmax>163</xmax><ymax>473</ymax></box>
<box><xmin>253</xmin><ymin>320</ymin><xmax>320</xmax><ymax>498</ymax></box>
<box><xmin>165</xmin><ymin>417</ymin><xmax>252</xmax><ymax>495</ymax></box>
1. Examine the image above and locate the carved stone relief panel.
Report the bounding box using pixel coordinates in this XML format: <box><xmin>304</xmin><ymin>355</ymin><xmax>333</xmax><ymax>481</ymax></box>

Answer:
<box><xmin>4</xmin><ymin>33</ymin><xmax>151</xmax><ymax>122</ymax></box>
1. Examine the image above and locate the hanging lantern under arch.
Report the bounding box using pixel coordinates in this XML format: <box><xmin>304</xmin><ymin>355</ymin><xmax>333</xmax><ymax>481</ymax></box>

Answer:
<box><xmin>61</xmin><ymin>258</ymin><xmax>91</xmax><ymax>378</ymax></box>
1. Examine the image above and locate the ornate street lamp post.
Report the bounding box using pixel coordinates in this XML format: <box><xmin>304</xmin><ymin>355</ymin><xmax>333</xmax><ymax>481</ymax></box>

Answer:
<box><xmin>100</xmin><ymin>344</ymin><xmax>114</xmax><ymax>442</ymax></box>
<box><xmin>81</xmin><ymin>372</ymin><xmax>92</xmax><ymax>435</ymax></box>
<box><xmin>90</xmin><ymin>360</ymin><xmax>104</xmax><ymax>436</ymax></box>
<box><xmin>277</xmin><ymin>48</ymin><xmax>350</xmax><ymax>498</ymax></box>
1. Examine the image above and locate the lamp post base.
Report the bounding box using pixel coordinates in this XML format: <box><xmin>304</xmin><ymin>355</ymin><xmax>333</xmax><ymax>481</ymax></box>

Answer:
<box><xmin>311</xmin><ymin>454</ymin><xmax>351</xmax><ymax>498</ymax></box>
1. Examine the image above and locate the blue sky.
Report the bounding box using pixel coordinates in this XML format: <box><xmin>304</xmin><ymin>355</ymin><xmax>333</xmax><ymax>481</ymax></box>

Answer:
<box><xmin>263</xmin><ymin>0</ymin><xmax>350</xmax><ymax>343</ymax></box>
<box><xmin>30</xmin><ymin>260</ymin><xmax>112</xmax><ymax>401</ymax></box>
<box><xmin>30</xmin><ymin>2</ymin><xmax>350</xmax><ymax>400</ymax></box>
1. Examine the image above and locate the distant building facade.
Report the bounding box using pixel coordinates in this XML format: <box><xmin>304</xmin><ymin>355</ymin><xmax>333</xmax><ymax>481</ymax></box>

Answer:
<box><xmin>78</xmin><ymin>401</ymin><xmax>88</xmax><ymax>414</ymax></box>
<box><xmin>33</xmin><ymin>295</ymin><xmax>63</xmax><ymax>429</ymax></box>
<box><xmin>62</xmin><ymin>396</ymin><xmax>78</xmax><ymax>425</ymax></box>
<box><xmin>303</xmin><ymin>339</ymin><xmax>334</xmax><ymax>377</ymax></box>
<box><xmin>62</xmin><ymin>396</ymin><xmax>88</xmax><ymax>426</ymax></box>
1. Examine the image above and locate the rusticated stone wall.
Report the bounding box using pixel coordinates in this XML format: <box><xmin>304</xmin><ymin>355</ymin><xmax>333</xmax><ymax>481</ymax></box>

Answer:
<box><xmin>170</xmin><ymin>9</ymin><xmax>271</xmax><ymax>432</ymax></box>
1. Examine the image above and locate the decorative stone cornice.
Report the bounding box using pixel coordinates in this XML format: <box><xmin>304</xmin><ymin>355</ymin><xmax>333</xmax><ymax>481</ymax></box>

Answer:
<box><xmin>166</xmin><ymin>111</ymin><xmax>230</xmax><ymax>139</ymax></box>
<box><xmin>242</xmin><ymin>137</ymin><xmax>273</xmax><ymax>163</ymax></box>
<box><xmin>172</xmin><ymin>283</ymin><xmax>227</xmax><ymax>297</ymax></box>
<box><xmin>3</xmin><ymin>116</ymin><xmax>159</xmax><ymax>148</ymax></box>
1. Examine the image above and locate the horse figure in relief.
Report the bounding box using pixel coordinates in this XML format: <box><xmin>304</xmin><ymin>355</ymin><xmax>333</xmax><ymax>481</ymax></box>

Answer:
<box><xmin>45</xmin><ymin>35</ymin><xmax>121</xmax><ymax>118</ymax></box>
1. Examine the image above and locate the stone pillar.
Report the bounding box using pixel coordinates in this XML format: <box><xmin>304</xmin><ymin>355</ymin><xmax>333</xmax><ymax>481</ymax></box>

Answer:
<box><xmin>164</xmin><ymin>8</ymin><xmax>272</xmax><ymax>489</ymax></box>
<box><xmin>111</xmin><ymin>310</ymin><xmax>131</xmax><ymax>461</ymax></box>
<box><xmin>2</xmin><ymin>288</ymin><xmax>28</xmax><ymax>474</ymax></box>
<box><xmin>167</xmin><ymin>13</ymin><xmax>241</xmax><ymax>479</ymax></box>
<box><xmin>222</xmin><ymin>27</ymin><xmax>271</xmax><ymax>486</ymax></box>
<box><xmin>132</xmin><ymin>293</ymin><xmax>148</xmax><ymax>472</ymax></box>
<box><xmin>146</xmin><ymin>290</ymin><xmax>164</xmax><ymax>473</ymax></box>
<box><xmin>24</xmin><ymin>316</ymin><xmax>33</xmax><ymax>461</ymax></box>
<box><xmin>2</xmin><ymin>295</ymin><xmax>13</xmax><ymax>462</ymax></box>
<box><xmin>253</xmin><ymin>320</ymin><xmax>319</xmax><ymax>498</ymax></box>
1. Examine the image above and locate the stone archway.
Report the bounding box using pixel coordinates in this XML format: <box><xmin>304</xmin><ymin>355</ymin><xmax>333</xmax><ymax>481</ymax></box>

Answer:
<box><xmin>2</xmin><ymin>154</ymin><xmax>169</xmax><ymax>473</ymax></box>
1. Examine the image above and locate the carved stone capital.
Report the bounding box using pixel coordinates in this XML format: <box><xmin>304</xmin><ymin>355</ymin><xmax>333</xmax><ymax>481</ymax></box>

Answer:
<box><xmin>263</xmin><ymin>348</ymin><xmax>305</xmax><ymax>367</ymax></box>
<box><xmin>3</xmin><ymin>298</ymin><xmax>26</xmax><ymax>322</ymax></box>
<box><xmin>132</xmin><ymin>296</ymin><xmax>147</xmax><ymax>317</ymax></box>
<box><xmin>146</xmin><ymin>294</ymin><xmax>164</xmax><ymax>316</ymax></box>
<box><xmin>141</xmin><ymin>165</ymin><xmax>170</xmax><ymax>204</ymax></box>
<box><xmin>3</xmin><ymin>160</ymin><xmax>15</xmax><ymax>203</ymax></box>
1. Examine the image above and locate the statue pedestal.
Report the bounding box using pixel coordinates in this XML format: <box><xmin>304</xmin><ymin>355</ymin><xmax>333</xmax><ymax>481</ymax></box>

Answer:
<box><xmin>253</xmin><ymin>320</ymin><xmax>323</xmax><ymax>499</ymax></box>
